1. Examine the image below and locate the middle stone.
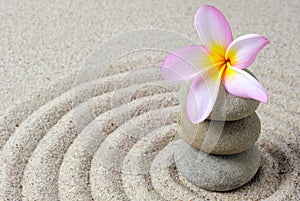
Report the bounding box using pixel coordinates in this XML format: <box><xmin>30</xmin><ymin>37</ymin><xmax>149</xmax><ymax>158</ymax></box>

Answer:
<box><xmin>179</xmin><ymin>111</ymin><xmax>261</xmax><ymax>155</ymax></box>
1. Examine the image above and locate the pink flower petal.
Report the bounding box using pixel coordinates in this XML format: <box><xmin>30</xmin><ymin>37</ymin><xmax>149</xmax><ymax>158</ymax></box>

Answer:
<box><xmin>222</xmin><ymin>66</ymin><xmax>268</xmax><ymax>103</ymax></box>
<box><xmin>194</xmin><ymin>5</ymin><xmax>233</xmax><ymax>55</ymax></box>
<box><xmin>226</xmin><ymin>34</ymin><xmax>269</xmax><ymax>69</ymax></box>
<box><xmin>187</xmin><ymin>67</ymin><xmax>221</xmax><ymax>123</ymax></box>
<box><xmin>161</xmin><ymin>45</ymin><xmax>214</xmax><ymax>81</ymax></box>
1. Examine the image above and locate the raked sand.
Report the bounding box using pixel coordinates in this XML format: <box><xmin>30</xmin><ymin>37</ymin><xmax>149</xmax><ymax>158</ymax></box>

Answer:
<box><xmin>0</xmin><ymin>0</ymin><xmax>299</xmax><ymax>200</ymax></box>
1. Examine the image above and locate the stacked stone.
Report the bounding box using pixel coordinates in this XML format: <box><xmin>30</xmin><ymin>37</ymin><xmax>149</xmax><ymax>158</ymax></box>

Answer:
<box><xmin>175</xmin><ymin>72</ymin><xmax>262</xmax><ymax>192</ymax></box>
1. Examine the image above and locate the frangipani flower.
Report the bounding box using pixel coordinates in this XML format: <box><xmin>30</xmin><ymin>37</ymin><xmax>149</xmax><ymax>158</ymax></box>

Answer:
<box><xmin>161</xmin><ymin>5</ymin><xmax>269</xmax><ymax>124</ymax></box>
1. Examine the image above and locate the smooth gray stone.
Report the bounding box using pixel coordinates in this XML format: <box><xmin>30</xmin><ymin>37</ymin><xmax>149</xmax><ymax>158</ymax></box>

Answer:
<box><xmin>174</xmin><ymin>140</ymin><xmax>261</xmax><ymax>192</ymax></box>
<box><xmin>177</xmin><ymin>69</ymin><xmax>260</xmax><ymax>121</ymax></box>
<box><xmin>179</xmin><ymin>112</ymin><xmax>261</xmax><ymax>155</ymax></box>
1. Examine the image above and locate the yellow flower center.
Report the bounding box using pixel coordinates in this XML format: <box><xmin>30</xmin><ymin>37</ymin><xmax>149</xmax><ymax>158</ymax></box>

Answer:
<box><xmin>207</xmin><ymin>44</ymin><xmax>236</xmax><ymax>80</ymax></box>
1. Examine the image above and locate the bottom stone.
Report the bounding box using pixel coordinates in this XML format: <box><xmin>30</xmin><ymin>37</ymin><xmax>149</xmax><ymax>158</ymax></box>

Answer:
<box><xmin>174</xmin><ymin>139</ymin><xmax>261</xmax><ymax>192</ymax></box>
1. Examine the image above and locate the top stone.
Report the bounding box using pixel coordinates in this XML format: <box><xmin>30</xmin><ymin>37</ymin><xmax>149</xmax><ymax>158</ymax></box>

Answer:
<box><xmin>177</xmin><ymin>70</ymin><xmax>260</xmax><ymax>121</ymax></box>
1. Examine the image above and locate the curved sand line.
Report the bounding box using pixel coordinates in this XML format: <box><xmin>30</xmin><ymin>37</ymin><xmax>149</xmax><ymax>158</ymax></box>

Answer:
<box><xmin>0</xmin><ymin>62</ymin><xmax>149</xmax><ymax>149</ymax></box>
<box><xmin>90</xmin><ymin>106</ymin><xmax>179</xmax><ymax>201</ymax></box>
<box><xmin>122</xmin><ymin>124</ymin><xmax>178</xmax><ymax>201</ymax></box>
<box><xmin>0</xmin><ymin>68</ymin><xmax>162</xmax><ymax>200</ymax></box>
<box><xmin>0</xmin><ymin>74</ymin><xmax>76</xmax><ymax>149</ymax></box>
<box><xmin>23</xmin><ymin>94</ymin><xmax>178</xmax><ymax>200</ymax></box>
<box><xmin>58</xmin><ymin>82</ymin><xmax>178</xmax><ymax>201</ymax></box>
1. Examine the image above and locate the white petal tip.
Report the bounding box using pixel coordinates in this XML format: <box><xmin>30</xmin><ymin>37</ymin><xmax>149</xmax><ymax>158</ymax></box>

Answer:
<box><xmin>260</xmin><ymin>94</ymin><xmax>268</xmax><ymax>103</ymax></box>
<box><xmin>187</xmin><ymin>110</ymin><xmax>206</xmax><ymax>124</ymax></box>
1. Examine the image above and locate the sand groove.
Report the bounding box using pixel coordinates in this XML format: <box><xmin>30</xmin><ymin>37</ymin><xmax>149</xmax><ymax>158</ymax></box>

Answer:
<box><xmin>90</xmin><ymin>107</ymin><xmax>179</xmax><ymax>201</ymax></box>
<box><xmin>122</xmin><ymin>124</ymin><xmax>177</xmax><ymax>201</ymax></box>
<box><xmin>0</xmin><ymin>67</ymin><xmax>163</xmax><ymax>200</ymax></box>
<box><xmin>0</xmin><ymin>63</ymin><xmax>299</xmax><ymax>200</ymax></box>
<box><xmin>58</xmin><ymin>83</ymin><xmax>177</xmax><ymax>201</ymax></box>
<box><xmin>22</xmin><ymin>94</ymin><xmax>178</xmax><ymax>201</ymax></box>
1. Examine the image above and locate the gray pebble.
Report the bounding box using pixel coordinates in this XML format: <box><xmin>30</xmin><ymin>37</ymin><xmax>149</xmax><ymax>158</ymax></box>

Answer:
<box><xmin>179</xmin><ymin>112</ymin><xmax>261</xmax><ymax>155</ymax></box>
<box><xmin>177</xmin><ymin>70</ymin><xmax>260</xmax><ymax>121</ymax></box>
<box><xmin>174</xmin><ymin>140</ymin><xmax>261</xmax><ymax>192</ymax></box>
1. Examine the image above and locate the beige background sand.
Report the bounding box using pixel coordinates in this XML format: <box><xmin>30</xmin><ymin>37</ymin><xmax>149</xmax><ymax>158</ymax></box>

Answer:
<box><xmin>0</xmin><ymin>0</ymin><xmax>299</xmax><ymax>200</ymax></box>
